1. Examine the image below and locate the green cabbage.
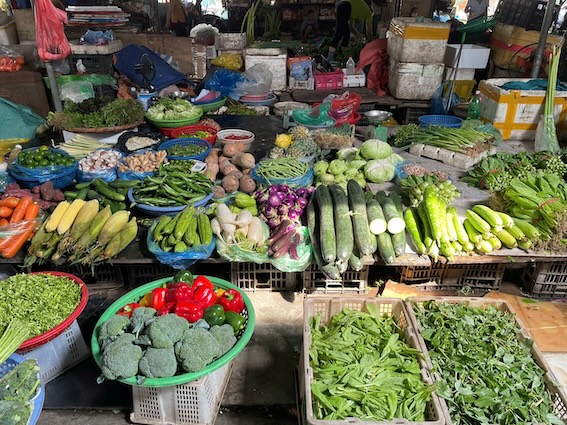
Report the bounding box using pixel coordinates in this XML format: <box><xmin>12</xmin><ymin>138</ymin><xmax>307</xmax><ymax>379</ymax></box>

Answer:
<box><xmin>389</xmin><ymin>153</ymin><xmax>404</xmax><ymax>166</ymax></box>
<box><xmin>364</xmin><ymin>159</ymin><xmax>396</xmax><ymax>183</ymax></box>
<box><xmin>329</xmin><ymin>159</ymin><xmax>347</xmax><ymax>176</ymax></box>
<box><xmin>347</xmin><ymin>159</ymin><xmax>367</xmax><ymax>171</ymax></box>
<box><xmin>314</xmin><ymin>160</ymin><xmax>329</xmax><ymax>177</ymax></box>
<box><xmin>337</xmin><ymin>147</ymin><xmax>359</xmax><ymax>161</ymax></box>
<box><xmin>359</xmin><ymin>139</ymin><xmax>393</xmax><ymax>160</ymax></box>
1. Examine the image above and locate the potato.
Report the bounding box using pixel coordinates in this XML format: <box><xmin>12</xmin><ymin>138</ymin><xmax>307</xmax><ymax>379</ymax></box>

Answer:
<box><xmin>239</xmin><ymin>175</ymin><xmax>256</xmax><ymax>194</ymax></box>
<box><xmin>221</xmin><ymin>175</ymin><xmax>240</xmax><ymax>193</ymax></box>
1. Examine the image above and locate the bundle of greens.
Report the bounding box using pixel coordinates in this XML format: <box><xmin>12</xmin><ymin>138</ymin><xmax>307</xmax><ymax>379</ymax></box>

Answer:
<box><xmin>400</xmin><ymin>173</ymin><xmax>460</xmax><ymax>207</ymax></box>
<box><xmin>0</xmin><ymin>359</ymin><xmax>41</xmax><ymax>425</ymax></box>
<box><xmin>413</xmin><ymin>301</ymin><xmax>562</xmax><ymax>425</ymax></box>
<box><xmin>48</xmin><ymin>98</ymin><xmax>145</xmax><ymax>130</ymax></box>
<box><xmin>462</xmin><ymin>151</ymin><xmax>567</xmax><ymax>192</ymax></box>
<box><xmin>309</xmin><ymin>305</ymin><xmax>435</xmax><ymax>422</ymax></box>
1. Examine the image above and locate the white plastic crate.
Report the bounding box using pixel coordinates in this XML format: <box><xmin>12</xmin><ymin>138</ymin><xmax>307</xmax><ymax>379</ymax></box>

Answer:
<box><xmin>443</xmin><ymin>44</ymin><xmax>490</xmax><ymax>69</ymax></box>
<box><xmin>302</xmin><ymin>265</ymin><xmax>368</xmax><ymax>293</ymax></box>
<box><xmin>388</xmin><ymin>59</ymin><xmax>444</xmax><ymax>100</ymax></box>
<box><xmin>245</xmin><ymin>48</ymin><xmax>287</xmax><ymax>92</ymax></box>
<box><xmin>341</xmin><ymin>69</ymin><xmax>366</xmax><ymax>88</ymax></box>
<box><xmin>70</xmin><ymin>39</ymin><xmax>123</xmax><ymax>55</ymax></box>
<box><xmin>130</xmin><ymin>361</ymin><xmax>233</xmax><ymax>425</ymax></box>
<box><xmin>230</xmin><ymin>262</ymin><xmax>299</xmax><ymax>291</ymax></box>
<box><xmin>17</xmin><ymin>320</ymin><xmax>90</xmax><ymax>384</ymax></box>
<box><xmin>289</xmin><ymin>76</ymin><xmax>314</xmax><ymax>90</ymax></box>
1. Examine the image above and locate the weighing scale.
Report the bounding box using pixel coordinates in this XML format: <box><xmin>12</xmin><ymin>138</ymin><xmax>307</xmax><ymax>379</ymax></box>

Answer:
<box><xmin>364</xmin><ymin>110</ymin><xmax>393</xmax><ymax>141</ymax></box>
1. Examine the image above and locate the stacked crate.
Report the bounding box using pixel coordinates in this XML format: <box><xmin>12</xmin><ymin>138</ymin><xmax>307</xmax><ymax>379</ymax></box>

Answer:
<box><xmin>387</xmin><ymin>18</ymin><xmax>450</xmax><ymax>100</ymax></box>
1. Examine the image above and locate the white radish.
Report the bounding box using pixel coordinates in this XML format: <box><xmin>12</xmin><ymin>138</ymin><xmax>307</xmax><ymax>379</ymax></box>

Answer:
<box><xmin>215</xmin><ymin>204</ymin><xmax>237</xmax><ymax>242</ymax></box>
<box><xmin>247</xmin><ymin>217</ymin><xmax>264</xmax><ymax>245</ymax></box>
<box><xmin>235</xmin><ymin>210</ymin><xmax>253</xmax><ymax>228</ymax></box>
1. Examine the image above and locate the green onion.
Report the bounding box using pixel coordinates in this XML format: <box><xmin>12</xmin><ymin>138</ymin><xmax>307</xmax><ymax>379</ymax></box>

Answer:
<box><xmin>0</xmin><ymin>319</ymin><xmax>30</xmax><ymax>365</ymax></box>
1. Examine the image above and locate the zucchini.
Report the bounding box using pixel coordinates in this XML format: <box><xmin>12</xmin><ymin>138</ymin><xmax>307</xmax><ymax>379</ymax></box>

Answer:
<box><xmin>347</xmin><ymin>180</ymin><xmax>373</xmax><ymax>255</ymax></box>
<box><xmin>366</xmin><ymin>199</ymin><xmax>387</xmax><ymax>235</ymax></box>
<box><xmin>375</xmin><ymin>191</ymin><xmax>405</xmax><ymax>234</ymax></box>
<box><xmin>349</xmin><ymin>245</ymin><xmax>364</xmax><ymax>271</ymax></box>
<box><xmin>315</xmin><ymin>185</ymin><xmax>336</xmax><ymax>264</ymax></box>
<box><xmin>376</xmin><ymin>233</ymin><xmax>396</xmax><ymax>264</ymax></box>
<box><xmin>329</xmin><ymin>185</ymin><xmax>354</xmax><ymax>262</ymax></box>
<box><xmin>404</xmin><ymin>208</ymin><xmax>426</xmax><ymax>255</ymax></box>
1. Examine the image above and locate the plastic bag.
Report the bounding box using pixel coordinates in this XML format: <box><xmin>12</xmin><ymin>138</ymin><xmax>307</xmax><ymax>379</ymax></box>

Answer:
<box><xmin>270</xmin><ymin>227</ymin><xmax>312</xmax><ymax>272</ymax></box>
<box><xmin>430</xmin><ymin>82</ymin><xmax>459</xmax><ymax>115</ymax></box>
<box><xmin>147</xmin><ymin>224</ymin><xmax>216</xmax><ymax>270</ymax></box>
<box><xmin>211</xmin><ymin>53</ymin><xmax>243</xmax><ymax>71</ymax></box>
<box><xmin>190</xmin><ymin>24</ymin><xmax>219</xmax><ymax>45</ymax></box>
<box><xmin>215</xmin><ymin>221</ymin><xmax>270</xmax><ymax>264</ymax></box>
<box><xmin>535</xmin><ymin>114</ymin><xmax>560</xmax><ymax>153</ymax></box>
<box><xmin>60</xmin><ymin>81</ymin><xmax>95</xmax><ymax>103</ymax></box>
<box><xmin>80</xmin><ymin>30</ymin><xmax>113</xmax><ymax>46</ymax></box>
<box><xmin>204</xmin><ymin>69</ymin><xmax>244</xmax><ymax>97</ymax></box>
<box><xmin>35</xmin><ymin>0</ymin><xmax>72</xmax><ymax>62</ymax></box>
<box><xmin>0</xmin><ymin>46</ymin><xmax>24</xmax><ymax>72</ymax></box>
<box><xmin>235</xmin><ymin>64</ymin><xmax>273</xmax><ymax>96</ymax></box>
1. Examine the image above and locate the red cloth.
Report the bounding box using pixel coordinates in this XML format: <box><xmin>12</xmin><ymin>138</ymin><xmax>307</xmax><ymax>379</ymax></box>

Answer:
<box><xmin>35</xmin><ymin>0</ymin><xmax>72</xmax><ymax>62</ymax></box>
<box><xmin>356</xmin><ymin>38</ymin><xmax>388</xmax><ymax>96</ymax></box>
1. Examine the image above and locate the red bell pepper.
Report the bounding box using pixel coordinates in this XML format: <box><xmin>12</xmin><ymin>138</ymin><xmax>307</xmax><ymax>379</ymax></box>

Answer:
<box><xmin>192</xmin><ymin>275</ymin><xmax>214</xmax><ymax>291</ymax></box>
<box><xmin>192</xmin><ymin>285</ymin><xmax>216</xmax><ymax>308</ymax></box>
<box><xmin>156</xmin><ymin>302</ymin><xmax>176</xmax><ymax>316</ymax></box>
<box><xmin>117</xmin><ymin>302</ymin><xmax>140</xmax><ymax>318</ymax></box>
<box><xmin>165</xmin><ymin>282</ymin><xmax>193</xmax><ymax>303</ymax></box>
<box><xmin>151</xmin><ymin>287</ymin><xmax>168</xmax><ymax>311</ymax></box>
<box><xmin>174</xmin><ymin>299</ymin><xmax>203</xmax><ymax>322</ymax></box>
<box><xmin>217</xmin><ymin>289</ymin><xmax>245</xmax><ymax>313</ymax></box>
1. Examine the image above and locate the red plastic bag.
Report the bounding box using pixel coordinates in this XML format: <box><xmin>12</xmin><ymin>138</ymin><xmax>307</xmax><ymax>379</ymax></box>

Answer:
<box><xmin>356</xmin><ymin>39</ymin><xmax>388</xmax><ymax>96</ymax></box>
<box><xmin>0</xmin><ymin>47</ymin><xmax>24</xmax><ymax>72</ymax></box>
<box><xmin>35</xmin><ymin>0</ymin><xmax>72</xmax><ymax>61</ymax></box>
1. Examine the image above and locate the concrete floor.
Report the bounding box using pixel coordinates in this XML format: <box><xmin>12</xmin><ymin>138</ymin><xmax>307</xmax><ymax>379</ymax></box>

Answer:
<box><xmin>36</xmin><ymin>291</ymin><xmax>305</xmax><ymax>425</ymax></box>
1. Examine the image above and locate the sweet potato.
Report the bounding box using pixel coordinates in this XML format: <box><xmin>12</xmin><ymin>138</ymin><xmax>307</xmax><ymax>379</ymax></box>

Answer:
<box><xmin>218</xmin><ymin>156</ymin><xmax>238</xmax><ymax>176</ymax></box>
<box><xmin>227</xmin><ymin>169</ymin><xmax>244</xmax><ymax>180</ymax></box>
<box><xmin>205</xmin><ymin>148</ymin><xmax>221</xmax><ymax>181</ymax></box>
<box><xmin>239</xmin><ymin>175</ymin><xmax>256</xmax><ymax>194</ymax></box>
<box><xmin>221</xmin><ymin>175</ymin><xmax>239</xmax><ymax>193</ymax></box>
<box><xmin>213</xmin><ymin>185</ymin><xmax>226</xmax><ymax>199</ymax></box>
<box><xmin>39</xmin><ymin>181</ymin><xmax>55</xmax><ymax>201</ymax></box>
<box><xmin>231</xmin><ymin>152</ymin><xmax>255</xmax><ymax>169</ymax></box>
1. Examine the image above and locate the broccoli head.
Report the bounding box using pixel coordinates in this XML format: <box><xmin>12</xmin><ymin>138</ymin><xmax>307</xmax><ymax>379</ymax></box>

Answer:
<box><xmin>130</xmin><ymin>307</ymin><xmax>157</xmax><ymax>336</ymax></box>
<box><xmin>175</xmin><ymin>327</ymin><xmax>221</xmax><ymax>373</ymax></box>
<box><xmin>209</xmin><ymin>324</ymin><xmax>237</xmax><ymax>357</ymax></box>
<box><xmin>138</xmin><ymin>347</ymin><xmax>177</xmax><ymax>378</ymax></box>
<box><xmin>145</xmin><ymin>314</ymin><xmax>190</xmax><ymax>348</ymax></box>
<box><xmin>100</xmin><ymin>333</ymin><xmax>143</xmax><ymax>381</ymax></box>
<box><xmin>97</xmin><ymin>314</ymin><xmax>130</xmax><ymax>349</ymax></box>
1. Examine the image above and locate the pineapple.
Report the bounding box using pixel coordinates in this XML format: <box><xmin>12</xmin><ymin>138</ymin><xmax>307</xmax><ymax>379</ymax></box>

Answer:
<box><xmin>269</xmin><ymin>146</ymin><xmax>285</xmax><ymax>159</ymax></box>
<box><xmin>290</xmin><ymin>125</ymin><xmax>311</xmax><ymax>141</ymax></box>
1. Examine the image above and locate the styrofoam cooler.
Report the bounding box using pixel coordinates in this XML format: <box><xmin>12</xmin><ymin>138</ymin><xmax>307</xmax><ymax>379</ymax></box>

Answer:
<box><xmin>388</xmin><ymin>59</ymin><xmax>444</xmax><ymax>100</ymax></box>
<box><xmin>17</xmin><ymin>320</ymin><xmax>90</xmax><ymax>384</ymax></box>
<box><xmin>443</xmin><ymin>44</ymin><xmax>491</xmax><ymax>69</ymax></box>
<box><xmin>245</xmin><ymin>48</ymin><xmax>287</xmax><ymax>93</ymax></box>
<box><xmin>387</xmin><ymin>17</ymin><xmax>450</xmax><ymax>64</ymax></box>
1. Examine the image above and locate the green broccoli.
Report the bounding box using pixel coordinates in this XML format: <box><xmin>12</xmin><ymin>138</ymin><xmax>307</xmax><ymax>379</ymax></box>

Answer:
<box><xmin>0</xmin><ymin>400</ymin><xmax>32</xmax><ymax>425</ymax></box>
<box><xmin>99</xmin><ymin>333</ymin><xmax>143</xmax><ymax>381</ymax></box>
<box><xmin>138</xmin><ymin>347</ymin><xmax>177</xmax><ymax>378</ymax></box>
<box><xmin>130</xmin><ymin>307</ymin><xmax>157</xmax><ymax>336</ymax></box>
<box><xmin>97</xmin><ymin>314</ymin><xmax>130</xmax><ymax>349</ymax></box>
<box><xmin>175</xmin><ymin>327</ymin><xmax>221</xmax><ymax>373</ymax></box>
<box><xmin>145</xmin><ymin>314</ymin><xmax>190</xmax><ymax>348</ymax></box>
<box><xmin>210</xmin><ymin>324</ymin><xmax>237</xmax><ymax>357</ymax></box>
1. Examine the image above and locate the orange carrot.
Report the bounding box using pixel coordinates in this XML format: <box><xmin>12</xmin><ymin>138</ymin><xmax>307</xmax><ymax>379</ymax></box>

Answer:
<box><xmin>0</xmin><ymin>206</ymin><xmax>12</xmax><ymax>218</ymax></box>
<box><xmin>0</xmin><ymin>197</ymin><xmax>20</xmax><ymax>208</ymax></box>
<box><xmin>24</xmin><ymin>202</ymin><xmax>40</xmax><ymax>221</ymax></box>
<box><xmin>0</xmin><ymin>218</ymin><xmax>8</xmax><ymax>227</ymax></box>
<box><xmin>0</xmin><ymin>225</ymin><xmax>34</xmax><ymax>259</ymax></box>
<box><xmin>9</xmin><ymin>196</ymin><xmax>32</xmax><ymax>224</ymax></box>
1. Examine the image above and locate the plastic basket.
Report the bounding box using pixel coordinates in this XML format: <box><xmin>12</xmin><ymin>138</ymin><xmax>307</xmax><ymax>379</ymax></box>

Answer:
<box><xmin>0</xmin><ymin>353</ymin><xmax>44</xmax><ymax>425</ymax></box>
<box><xmin>145</xmin><ymin>109</ymin><xmax>204</xmax><ymax>129</ymax></box>
<box><xmin>9</xmin><ymin>165</ymin><xmax>77</xmax><ymax>190</ymax></box>
<box><xmin>302</xmin><ymin>264</ymin><xmax>369</xmax><ymax>293</ymax></box>
<box><xmin>128</xmin><ymin>188</ymin><xmax>214</xmax><ymax>217</ymax></box>
<box><xmin>194</xmin><ymin>96</ymin><xmax>226</xmax><ymax>113</ymax></box>
<box><xmin>251</xmin><ymin>164</ymin><xmax>313</xmax><ymax>189</ymax></box>
<box><xmin>162</xmin><ymin>125</ymin><xmax>218</xmax><ymax>145</ymax></box>
<box><xmin>19</xmin><ymin>272</ymin><xmax>89</xmax><ymax>351</ymax></box>
<box><xmin>313</xmin><ymin>68</ymin><xmax>344</xmax><ymax>90</ymax></box>
<box><xmin>404</xmin><ymin>296</ymin><xmax>567</xmax><ymax>425</ymax></box>
<box><xmin>70</xmin><ymin>54</ymin><xmax>115</xmax><ymax>76</ymax></box>
<box><xmin>157</xmin><ymin>138</ymin><xmax>212</xmax><ymax>161</ymax></box>
<box><xmin>302</xmin><ymin>297</ymin><xmax>445</xmax><ymax>425</ymax></box>
<box><xmin>418</xmin><ymin>114</ymin><xmax>463</xmax><ymax>128</ymax></box>
<box><xmin>91</xmin><ymin>276</ymin><xmax>256</xmax><ymax>387</ymax></box>
<box><xmin>230</xmin><ymin>262</ymin><xmax>299</xmax><ymax>291</ymax></box>
<box><xmin>130</xmin><ymin>360</ymin><xmax>233</xmax><ymax>425</ymax></box>
<box><xmin>17</xmin><ymin>319</ymin><xmax>89</xmax><ymax>384</ymax></box>
<box><xmin>521</xmin><ymin>260</ymin><xmax>567</xmax><ymax>299</ymax></box>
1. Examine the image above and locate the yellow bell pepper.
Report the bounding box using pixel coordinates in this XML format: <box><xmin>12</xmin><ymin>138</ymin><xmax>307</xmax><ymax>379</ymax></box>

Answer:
<box><xmin>275</xmin><ymin>134</ymin><xmax>292</xmax><ymax>149</ymax></box>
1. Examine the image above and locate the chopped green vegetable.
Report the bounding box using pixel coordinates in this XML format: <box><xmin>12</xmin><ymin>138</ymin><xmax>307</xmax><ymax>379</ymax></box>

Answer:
<box><xmin>146</xmin><ymin>98</ymin><xmax>203</xmax><ymax>121</ymax></box>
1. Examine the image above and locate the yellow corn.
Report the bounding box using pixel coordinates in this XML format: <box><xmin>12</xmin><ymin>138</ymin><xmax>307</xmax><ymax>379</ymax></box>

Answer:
<box><xmin>45</xmin><ymin>201</ymin><xmax>70</xmax><ymax>233</ymax></box>
<box><xmin>69</xmin><ymin>199</ymin><xmax>100</xmax><ymax>238</ymax></box>
<box><xmin>97</xmin><ymin>210</ymin><xmax>130</xmax><ymax>247</ymax></box>
<box><xmin>75</xmin><ymin>205</ymin><xmax>112</xmax><ymax>252</ymax></box>
<box><xmin>57</xmin><ymin>199</ymin><xmax>86</xmax><ymax>235</ymax></box>
<box><xmin>118</xmin><ymin>218</ymin><xmax>138</xmax><ymax>252</ymax></box>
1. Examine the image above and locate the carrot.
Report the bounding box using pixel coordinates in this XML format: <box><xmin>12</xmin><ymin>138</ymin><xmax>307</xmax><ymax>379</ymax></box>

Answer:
<box><xmin>9</xmin><ymin>196</ymin><xmax>32</xmax><ymax>224</ymax></box>
<box><xmin>0</xmin><ymin>224</ymin><xmax>34</xmax><ymax>259</ymax></box>
<box><xmin>0</xmin><ymin>218</ymin><xmax>8</xmax><ymax>227</ymax></box>
<box><xmin>24</xmin><ymin>202</ymin><xmax>40</xmax><ymax>221</ymax></box>
<box><xmin>0</xmin><ymin>206</ymin><xmax>12</xmax><ymax>218</ymax></box>
<box><xmin>0</xmin><ymin>197</ymin><xmax>20</xmax><ymax>208</ymax></box>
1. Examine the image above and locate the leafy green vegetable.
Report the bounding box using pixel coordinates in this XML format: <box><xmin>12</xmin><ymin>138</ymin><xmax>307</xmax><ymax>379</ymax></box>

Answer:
<box><xmin>309</xmin><ymin>306</ymin><xmax>434</xmax><ymax>422</ymax></box>
<box><xmin>413</xmin><ymin>301</ymin><xmax>563</xmax><ymax>425</ymax></box>
<box><xmin>146</xmin><ymin>97</ymin><xmax>203</xmax><ymax>121</ymax></box>
<box><xmin>0</xmin><ymin>273</ymin><xmax>81</xmax><ymax>337</ymax></box>
<box><xmin>364</xmin><ymin>159</ymin><xmax>395</xmax><ymax>183</ymax></box>
<box><xmin>359</xmin><ymin>139</ymin><xmax>393</xmax><ymax>160</ymax></box>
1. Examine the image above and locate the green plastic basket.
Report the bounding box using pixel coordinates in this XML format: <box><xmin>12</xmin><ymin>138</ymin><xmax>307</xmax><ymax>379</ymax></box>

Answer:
<box><xmin>90</xmin><ymin>275</ymin><xmax>255</xmax><ymax>387</ymax></box>
<box><xmin>195</xmin><ymin>97</ymin><xmax>226</xmax><ymax>113</ymax></box>
<box><xmin>145</xmin><ymin>108</ymin><xmax>204</xmax><ymax>129</ymax></box>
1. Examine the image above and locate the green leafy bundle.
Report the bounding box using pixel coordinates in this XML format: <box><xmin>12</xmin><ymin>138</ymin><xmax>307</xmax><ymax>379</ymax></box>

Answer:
<box><xmin>413</xmin><ymin>301</ymin><xmax>563</xmax><ymax>425</ymax></box>
<box><xmin>400</xmin><ymin>174</ymin><xmax>460</xmax><ymax>207</ymax></box>
<box><xmin>309</xmin><ymin>305</ymin><xmax>434</xmax><ymax>422</ymax></box>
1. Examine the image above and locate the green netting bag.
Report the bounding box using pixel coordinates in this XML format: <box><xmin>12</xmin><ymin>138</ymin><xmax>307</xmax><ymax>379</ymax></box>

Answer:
<box><xmin>270</xmin><ymin>226</ymin><xmax>312</xmax><ymax>272</ymax></box>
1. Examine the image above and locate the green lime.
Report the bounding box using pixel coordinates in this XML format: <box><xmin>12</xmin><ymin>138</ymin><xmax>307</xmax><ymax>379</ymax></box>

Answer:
<box><xmin>38</xmin><ymin>145</ymin><xmax>48</xmax><ymax>152</ymax></box>
<box><xmin>65</xmin><ymin>158</ymin><xmax>74</xmax><ymax>166</ymax></box>
<box><xmin>39</xmin><ymin>159</ymin><xmax>49</xmax><ymax>166</ymax></box>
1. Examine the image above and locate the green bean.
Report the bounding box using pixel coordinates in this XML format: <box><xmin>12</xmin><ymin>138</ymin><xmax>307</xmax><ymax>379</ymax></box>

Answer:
<box><xmin>257</xmin><ymin>158</ymin><xmax>308</xmax><ymax>179</ymax></box>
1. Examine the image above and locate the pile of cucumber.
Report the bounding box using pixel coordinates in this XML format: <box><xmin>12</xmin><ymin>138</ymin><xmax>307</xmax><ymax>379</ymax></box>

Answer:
<box><xmin>152</xmin><ymin>206</ymin><xmax>213</xmax><ymax>253</ymax></box>
<box><xmin>307</xmin><ymin>180</ymin><xmax>407</xmax><ymax>278</ymax></box>
<box><xmin>64</xmin><ymin>179</ymin><xmax>139</xmax><ymax>213</ymax></box>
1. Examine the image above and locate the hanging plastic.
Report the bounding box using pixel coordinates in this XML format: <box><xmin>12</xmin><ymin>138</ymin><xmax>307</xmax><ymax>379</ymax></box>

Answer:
<box><xmin>235</xmin><ymin>64</ymin><xmax>273</xmax><ymax>96</ymax></box>
<box><xmin>270</xmin><ymin>227</ymin><xmax>312</xmax><ymax>273</ymax></box>
<box><xmin>35</xmin><ymin>0</ymin><xmax>72</xmax><ymax>62</ymax></box>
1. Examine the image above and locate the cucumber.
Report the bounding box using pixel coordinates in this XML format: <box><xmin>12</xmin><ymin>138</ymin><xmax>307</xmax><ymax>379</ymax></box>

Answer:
<box><xmin>93</xmin><ymin>179</ymin><xmax>125</xmax><ymax>202</ymax></box>
<box><xmin>375</xmin><ymin>191</ymin><xmax>405</xmax><ymax>234</ymax></box>
<box><xmin>349</xmin><ymin>245</ymin><xmax>364</xmax><ymax>271</ymax></box>
<box><xmin>329</xmin><ymin>185</ymin><xmax>354</xmax><ymax>262</ymax></box>
<box><xmin>389</xmin><ymin>192</ymin><xmax>406</xmax><ymax>256</ymax></box>
<box><xmin>174</xmin><ymin>206</ymin><xmax>194</xmax><ymax>240</ymax></box>
<box><xmin>347</xmin><ymin>180</ymin><xmax>373</xmax><ymax>255</ymax></box>
<box><xmin>109</xmin><ymin>179</ymin><xmax>141</xmax><ymax>189</ymax></box>
<box><xmin>315</xmin><ymin>185</ymin><xmax>336</xmax><ymax>264</ymax></box>
<box><xmin>376</xmin><ymin>233</ymin><xmax>396</xmax><ymax>264</ymax></box>
<box><xmin>366</xmin><ymin>199</ymin><xmax>387</xmax><ymax>235</ymax></box>
<box><xmin>153</xmin><ymin>216</ymin><xmax>172</xmax><ymax>242</ymax></box>
<box><xmin>404</xmin><ymin>208</ymin><xmax>426</xmax><ymax>255</ymax></box>
<box><xmin>306</xmin><ymin>198</ymin><xmax>329</xmax><ymax>272</ymax></box>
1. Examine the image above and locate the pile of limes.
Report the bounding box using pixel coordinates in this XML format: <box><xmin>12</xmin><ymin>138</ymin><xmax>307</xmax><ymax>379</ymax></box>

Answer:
<box><xmin>18</xmin><ymin>146</ymin><xmax>76</xmax><ymax>169</ymax></box>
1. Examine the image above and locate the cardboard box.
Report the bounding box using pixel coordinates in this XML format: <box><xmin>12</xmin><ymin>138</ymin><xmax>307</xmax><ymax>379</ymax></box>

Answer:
<box><xmin>13</xmin><ymin>9</ymin><xmax>35</xmax><ymax>41</ymax></box>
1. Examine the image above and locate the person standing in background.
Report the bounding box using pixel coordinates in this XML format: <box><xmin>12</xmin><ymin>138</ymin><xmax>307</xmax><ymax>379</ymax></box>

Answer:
<box><xmin>326</xmin><ymin>0</ymin><xmax>373</xmax><ymax>62</ymax></box>
<box><xmin>465</xmin><ymin>0</ymin><xmax>488</xmax><ymax>20</ymax></box>
<box><xmin>166</xmin><ymin>0</ymin><xmax>188</xmax><ymax>36</ymax></box>
<box><xmin>300</xmin><ymin>9</ymin><xmax>320</xmax><ymax>41</ymax></box>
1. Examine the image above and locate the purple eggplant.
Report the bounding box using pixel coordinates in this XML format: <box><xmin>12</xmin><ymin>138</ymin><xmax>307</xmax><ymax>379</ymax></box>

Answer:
<box><xmin>289</xmin><ymin>233</ymin><xmax>301</xmax><ymax>261</ymax></box>
<box><xmin>296</xmin><ymin>197</ymin><xmax>308</xmax><ymax>208</ymax></box>
<box><xmin>269</xmin><ymin>219</ymin><xmax>292</xmax><ymax>243</ymax></box>
<box><xmin>269</xmin><ymin>194</ymin><xmax>282</xmax><ymax>207</ymax></box>
<box><xmin>272</xmin><ymin>229</ymin><xmax>296</xmax><ymax>252</ymax></box>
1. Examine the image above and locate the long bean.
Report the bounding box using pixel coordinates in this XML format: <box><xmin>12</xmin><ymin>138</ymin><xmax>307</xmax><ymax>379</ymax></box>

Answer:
<box><xmin>257</xmin><ymin>157</ymin><xmax>308</xmax><ymax>180</ymax></box>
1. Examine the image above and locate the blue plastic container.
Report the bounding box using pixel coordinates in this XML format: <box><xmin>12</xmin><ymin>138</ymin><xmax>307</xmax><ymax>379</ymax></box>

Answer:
<box><xmin>128</xmin><ymin>188</ymin><xmax>214</xmax><ymax>217</ymax></box>
<box><xmin>157</xmin><ymin>138</ymin><xmax>211</xmax><ymax>161</ymax></box>
<box><xmin>418</xmin><ymin>115</ymin><xmax>463</xmax><ymax>128</ymax></box>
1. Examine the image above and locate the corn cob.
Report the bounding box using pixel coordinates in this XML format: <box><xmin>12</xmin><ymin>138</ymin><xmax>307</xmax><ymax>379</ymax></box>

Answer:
<box><xmin>69</xmin><ymin>200</ymin><xmax>100</xmax><ymax>239</ymax></box>
<box><xmin>486</xmin><ymin>234</ymin><xmax>502</xmax><ymax>251</ymax></box>
<box><xmin>96</xmin><ymin>210</ymin><xmax>130</xmax><ymax>247</ymax></box>
<box><xmin>506</xmin><ymin>225</ymin><xmax>526</xmax><ymax>242</ymax></box>
<box><xmin>493</xmin><ymin>228</ymin><xmax>518</xmax><ymax>249</ymax></box>
<box><xmin>45</xmin><ymin>201</ymin><xmax>70</xmax><ymax>232</ymax></box>
<box><xmin>463</xmin><ymin>218</ymin><xmax>483</xmax><ymax>244</ymax></box>
<box><xmin>28</xmin><ymin>221</ymin><xmax>50</xmax><ymax>253</ymax></box>
<box><xmin>517</xmin><ymin>239</ymin><xmax>532</xmax><ymax>251</ymax></box>
<box><xmin>73</xmin><ymin>205</ymin><xmax>113</xmax><ymax>254</ymax></box>
<box><xmin>465</xmin><ymin>210</ymin><xmax>491</xmax><ymax>235</ymax></box>
<box><xmin>57</xmin><ymin>199</ymin><xmax>86</xmax><ymax>235</ymax></box>
<box><xmin>496</xmin><ymin>211</ymin><xmax>515</xmax><ymax>229</ymax></box>
<box><xmin>475</xmin><ymin>240</ymin><xmax>493</xmax><ymax>254</ymax></box>
<box><xmin>472</xmin><ymin>205</ymin><xmax>503</xmax><ymax>230</ymax></box>
<box><xmin>101</xmin><ymin>218</ymin><xmax>138</xmax><ymax>260</ymax></box>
